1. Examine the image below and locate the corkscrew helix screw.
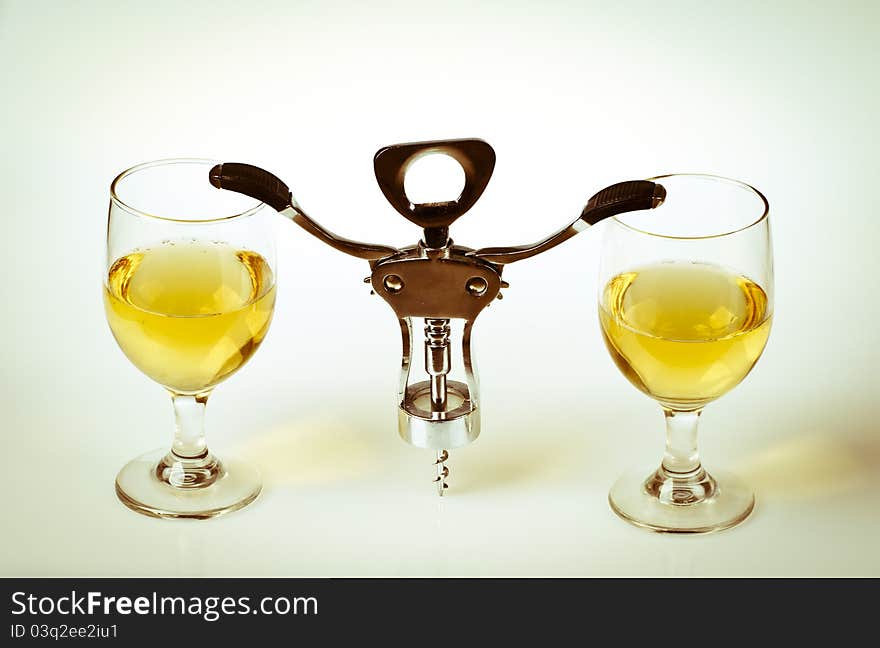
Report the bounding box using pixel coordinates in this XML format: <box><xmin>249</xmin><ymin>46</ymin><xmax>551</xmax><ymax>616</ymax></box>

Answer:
<box><xmin>425</xmin><ymin>318</ymin><xmax>452</xmax><ymax>494</ymax></box>
<box><xmin>434</xmin><ymin>449</ymin><xmax>449</xmax><ymax>494</ymax></box>
<box><xmin>208</xmin><ymin>138</ymin><xmax>666</xmax><ymax>495</ymax></box>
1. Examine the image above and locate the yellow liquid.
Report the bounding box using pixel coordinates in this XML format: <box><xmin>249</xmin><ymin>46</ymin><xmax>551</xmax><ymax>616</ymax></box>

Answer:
<box><xmin>599</xmin><ymin>261</ymin><xmax>771</xmax><ymax>408</ymax></box>
<box><xmin>104</xmin><ymin>242</ymin><xmax>276</xmax><ymax>394</ymax></box>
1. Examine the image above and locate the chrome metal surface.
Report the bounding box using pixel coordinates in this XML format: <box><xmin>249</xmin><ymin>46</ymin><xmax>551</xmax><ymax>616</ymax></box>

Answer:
<box><xmin>471</xmin><ymin>218</ymin><xmax>589</xmax><ymax>264</ymax></box>
<box><xmin>280</xmin><ymin>205</ymin><xmax>399</xmax><ymax>261</ymax></box>
<box><xmin>470</xmin><ymin>179</ymin><xmax>666</xmax><ymax>264</ymax></box>
<box><xmin>424</xmin><ymin>318</ymin><xmax>452</xmax><ymax>412</ymax></box>
<box><xmin>370</xmin><ymin>244</ymin><xmax>502</xmax><ymax>321</ymax></box>
<box><xmin>399</xmin><ymin>380</ymin><xmax>478</xmax><ymax>449</ymax></box>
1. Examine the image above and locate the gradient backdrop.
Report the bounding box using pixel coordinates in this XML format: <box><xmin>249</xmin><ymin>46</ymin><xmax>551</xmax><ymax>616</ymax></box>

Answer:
<box><xmin>1</xmin><ymin>0</ymin><xmax>878</xmax><ymax>575</ymax></box>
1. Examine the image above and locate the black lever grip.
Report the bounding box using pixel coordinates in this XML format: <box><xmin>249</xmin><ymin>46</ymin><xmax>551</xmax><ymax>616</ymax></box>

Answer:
<box><xmin>580</xmin><ymin>180</ymin><xmax>666</xmax><ymax>225</ymax></box>
<box><xmin>470</xmin><ymin>179</ymin><xmax>666</xmax><ymax>265</ymax></box>
<box><xmin>209</xmin><ymin>163</ymin><xmax>292</xmax><ymax>212</ymax></box>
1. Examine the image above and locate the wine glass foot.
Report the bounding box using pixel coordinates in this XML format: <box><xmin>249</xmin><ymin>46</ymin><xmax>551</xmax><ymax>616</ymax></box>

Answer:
<box><xmin>608</xmin><ymin>468</ymin><xmax>754</xmax><ymax>534</ymax></box>
<box><xmin>115</xmin><ymin>448</ymin><xmax>261</xmax><ymax>519</ymax></box>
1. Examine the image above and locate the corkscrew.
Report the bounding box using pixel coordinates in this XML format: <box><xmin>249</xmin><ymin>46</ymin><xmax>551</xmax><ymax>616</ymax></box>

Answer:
<box><xmin>208</xmin><ymin>138</ymin><xmax>666</xmax><ymax>495</ymax></box>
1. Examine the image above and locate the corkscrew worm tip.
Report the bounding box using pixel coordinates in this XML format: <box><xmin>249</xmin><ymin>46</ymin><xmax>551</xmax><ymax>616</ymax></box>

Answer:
<box><xmin>434</xmin><ymin>449</ymin><xmax>449</xmax><ymax>496</ymax></box>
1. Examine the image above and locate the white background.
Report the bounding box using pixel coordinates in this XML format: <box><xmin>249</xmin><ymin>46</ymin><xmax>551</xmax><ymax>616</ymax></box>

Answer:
<box><xmin>1</xmin><ymin>0</ymin><xmax>878</xmax><ymax>576</ymax></box>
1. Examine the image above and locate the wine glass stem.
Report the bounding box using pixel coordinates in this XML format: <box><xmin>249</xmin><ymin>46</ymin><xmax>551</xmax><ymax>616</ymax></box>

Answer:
<box><xmin>171</xmin><ymin>392</ymin><xmax>210</xmax><ymax>458</ymax></box>
<box><xmin>642</xmin><ymin>408</ymin><xmax>715</xmax><ymax>506</ymax></box>
<box><xmin>661</xmin><ymin>408</ymin><xmax>702</xmax><ymax>475</ymax></box>
<box><xmin>155</xmin><ymin>392</ymin><xmax>222</xmax><ymax>489</ymax></box>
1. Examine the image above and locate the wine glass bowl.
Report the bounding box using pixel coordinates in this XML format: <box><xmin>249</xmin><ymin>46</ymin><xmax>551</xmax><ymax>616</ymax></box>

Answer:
<box><xmin>599</xmin><ymin>174</ymin><xmax>772</xmax><ymax>533</ymax></box>
<box><xmin>104</xmin><ymin>242</ymin><xmax>275</xmax><ymax>395</ymax></box>
<box><xmin>104</xmin><ymin>159</ymin><xmax>276</xmax><ymax>518</ymax></box>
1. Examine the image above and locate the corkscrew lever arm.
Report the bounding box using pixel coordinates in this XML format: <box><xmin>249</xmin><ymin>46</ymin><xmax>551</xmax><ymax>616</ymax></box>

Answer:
<box><xmin>209</xmin><ymin>162</ymin><xmax>399</xmax><ymax>261</ymax></box>
<box><xmin>470</xmin><ymin>180</ymin><xmax>667</xmax><ymax>265</ymax></box>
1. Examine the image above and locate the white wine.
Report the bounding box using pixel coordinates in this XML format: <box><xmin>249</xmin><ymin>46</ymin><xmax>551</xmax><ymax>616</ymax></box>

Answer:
<box><xmin>104</xmin><ymin>241</ymin><xmax>276</xmax><ymax>394</ymax></box>
<box><xmin>599</xmin><ymin>261</ymin><xmax>771</xmax><ymax>408</ymax></box>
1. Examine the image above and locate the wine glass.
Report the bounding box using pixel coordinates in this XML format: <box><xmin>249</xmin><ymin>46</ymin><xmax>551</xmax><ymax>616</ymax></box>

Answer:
<box><xmin>598</xmin><ymin>174</ymin><xmax>772</xmax><ymax>533</ymax></box>
<box><xmin>104</xmin><ymin>159</ymin><xmax>276</xmax><ymax>519</ymax></box>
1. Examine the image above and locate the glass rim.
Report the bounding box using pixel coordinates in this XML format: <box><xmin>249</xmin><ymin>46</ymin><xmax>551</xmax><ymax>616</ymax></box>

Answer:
<box><xmin>110</xmin><ymin>158</ymin><xmax>264</xmax><ymax>224</ymax></box>
<box><xmin>610</xmin><ymin>173</ymin><xmax>770</xmax><ymax>240</ymax></box>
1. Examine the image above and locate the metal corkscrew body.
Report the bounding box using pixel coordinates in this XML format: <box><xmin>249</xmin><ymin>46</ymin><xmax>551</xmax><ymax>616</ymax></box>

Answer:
<box><xmin>208</xmin><ymin>138</ymin><xmax>666</xmax><ymax>495</ymax></box>
<box><xmin>370</xmin><ymin>239</ymin><xmax>500</xmax><ymax>486</ymax></box>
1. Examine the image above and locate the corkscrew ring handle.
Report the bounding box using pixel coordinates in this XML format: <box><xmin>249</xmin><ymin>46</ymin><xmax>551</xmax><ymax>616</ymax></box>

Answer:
<box><xmin>373</xmin><ymin>138</ymin><xmax>496</xmax><ymax>247</ymax></box>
